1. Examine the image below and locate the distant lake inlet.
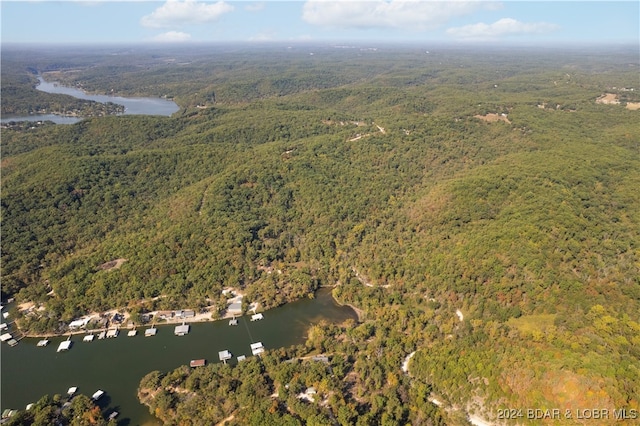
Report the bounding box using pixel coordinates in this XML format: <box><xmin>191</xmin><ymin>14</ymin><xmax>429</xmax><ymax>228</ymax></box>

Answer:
<box><xmin>1</xmin><ymin>76</ymin><xmax>179</xmax><ymax>124</ymax></box>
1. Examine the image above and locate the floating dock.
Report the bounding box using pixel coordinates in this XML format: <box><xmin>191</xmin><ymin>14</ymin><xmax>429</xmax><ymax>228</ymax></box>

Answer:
<box><xmin>37</xmin><ymin>339</ymin><xmax>50</xmax><ymax>347</ymax></box>
<box><xmin>127</xmin><ymin>329</ymin><xmax>137</xmax><ymax>337</ymax></box>
<box><xmin>0</xmin><ymin>333</ymin><xmax>12</xmax><ymax>342</ymax></box>
<box><xmin>83</xmin><ymin>334</ymin><xmax>95</xmax><ymax>342</ymax></box>
<box><xmin>237</xmin><ymin>355</ymin><xmax>246</xmax><ymax>362</ymax></box>
<box><xmin>97</xmin><ymin>331</ymin><xmax>106</xmax><ymax>339</ymax></box>
<box><xmin>218</xmin><ymin>350</ymin><xmax>232</xmax><ymax>363</ymax></box>
<box><xmin>57</xmin><ymin>340</ymin><xmax>72</xmax><ymax>352</ymax></box>
<box><xmin>145</xmin><ymin>327</ymin><xmax>158</xmax><ymax>337</ymax></box>
<box><xmin>250</xmin><ymin>342</ymin><xmax>265</xmax><ymax>356</ymax></box>
<box><xmin>91</xmin><ymin>390</ymin><xmax>104</xmax><ymax>401</ymax></box>
<box><xmin>229</xmin><ymin>318</ymin><xmax>238</xmax><ymax>326</ymax></box>
<box><xmin>190</xmin><ymin>359</ymin><xmax>206</xmax><ymax>368</ymax></box>
<box><xmin>174</xmin><ymin>323</ymin><xmax>189</xmax><ymax>336</ymax></box>
<box><xmin>251</xmin><ymin>313</ymin><xmax>264</xmax><ymax>321</ymax></box>
<box><xmin>67</xmin><ymin>387</ymin><xmax>78</xmax><ymax>397</ymax></box>
<box><xmin>106</xmin><ymin>328</ymin><xmax>119</xmax><ymax>338</ymax></box>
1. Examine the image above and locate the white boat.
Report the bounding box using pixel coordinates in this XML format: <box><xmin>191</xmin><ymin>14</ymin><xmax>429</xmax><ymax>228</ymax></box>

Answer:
<box><xmin>91</xmin><ymin>390</ymin><xmax>104</xmax><ymax>401</ymax></box>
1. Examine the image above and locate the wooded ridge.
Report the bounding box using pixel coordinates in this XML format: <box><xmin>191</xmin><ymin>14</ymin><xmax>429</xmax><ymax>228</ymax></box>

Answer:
<box><xmin>2</xmin><ymin>44</ymin><xmax>638</xmax><ymax>425</ymax></box>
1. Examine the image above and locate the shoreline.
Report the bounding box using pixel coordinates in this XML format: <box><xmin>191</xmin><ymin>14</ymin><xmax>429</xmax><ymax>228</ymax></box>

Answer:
<box><xmin>330</xmin><ymin>289</ymin><xmax>365</xmax><ymax>322</ymax></box>
<box><xmin>13</xmin><ymin>287</ymin><xmax>363</xmax><ymax>339</ymax></box>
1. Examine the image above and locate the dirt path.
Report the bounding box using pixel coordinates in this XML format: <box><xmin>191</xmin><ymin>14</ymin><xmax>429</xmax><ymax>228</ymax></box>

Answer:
<box><xmin>401</xmin><ymin>351</ymin><xmax>416</xmax><ymax>374</ymax></box>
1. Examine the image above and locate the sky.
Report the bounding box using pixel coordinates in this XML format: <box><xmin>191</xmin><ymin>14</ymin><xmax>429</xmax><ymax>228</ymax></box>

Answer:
<box><xmin>1</xmin><ymin>1</ymin><xmax>638</xmax><ymax>45</ymax></box>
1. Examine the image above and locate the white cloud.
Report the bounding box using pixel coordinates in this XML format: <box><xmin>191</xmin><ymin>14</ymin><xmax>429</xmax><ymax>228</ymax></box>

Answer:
<box><xmin>244</xmin><ymin>2</ymin><xmax>266</xmax><ymax>12</ymax></box>
<box><xmin>446</xmin><ymin>18</ymin><xmax>559</xmax><ymax>39</ymax></box>
<box><xmin>152</xmin><ymin>31</ymin><xmax>193</xmax><ymax>42</ymax></box>
<box><xmin>302</xmin><ymin>0</ymin><xmax>499</xmax><ymax>31</ymax></box>
<box><xmin>141</xmin><ymin>0</ymin><xmax>234</xmax><ymax>29</ymax></box>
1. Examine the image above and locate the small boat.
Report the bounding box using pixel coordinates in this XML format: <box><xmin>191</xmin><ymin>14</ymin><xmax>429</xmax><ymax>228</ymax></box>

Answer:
<box><xmin>91</xmin><ymin>390</ymin><xmax>104</xmax><ymax>401</ymax></box>
<box><xmin>37</xmin><ymin>339</ymin><xmax>49</xmax><ymax>347</ymax></box>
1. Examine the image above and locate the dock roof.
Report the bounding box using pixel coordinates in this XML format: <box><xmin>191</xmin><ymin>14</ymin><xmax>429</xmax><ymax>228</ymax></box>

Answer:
<box><xmin>250</xmin><ymin>342</ymin><xmax>265</xmax><ymax>356</ymax></box>
<box><xmin>174</xmin><ymin>324</ymin><xmax>190</xmax><ymax>335</ymax></box>
<box><xmin>57</xmin><ymin>341</ymin><xmax>72</xmax><ymax>352</ymax></box>
<box><xmin>190</xmin><ymin>359</ymin><xmax>206</xmax><ymax>367</ymax></box>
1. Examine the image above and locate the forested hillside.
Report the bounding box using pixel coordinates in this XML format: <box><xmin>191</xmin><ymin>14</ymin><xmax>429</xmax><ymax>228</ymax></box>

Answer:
<box><xmin>2</xmin><ymin>44</ymin><xmax>639</xmax><ymax>424</ymax></box>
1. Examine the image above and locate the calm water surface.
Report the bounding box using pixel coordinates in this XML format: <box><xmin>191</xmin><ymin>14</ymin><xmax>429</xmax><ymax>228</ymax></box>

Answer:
<box><xmin>1</xmin><ymin>289</ymin><xmax>356</xmax><ymax>425</ymax></box>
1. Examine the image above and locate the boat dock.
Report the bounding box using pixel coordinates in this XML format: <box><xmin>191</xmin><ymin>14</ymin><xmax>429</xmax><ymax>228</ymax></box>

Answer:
<box><xmin>174</xmin><ymin>323</ymin><xmax>189</xmax><ymax>336</ymax></box>
<box><xmin>218</xmin><ymin>350</ymin><xmax>232</xmax><ymax>363</ymax></box>
<box><xmin>251</xmin><ymin>313</ymin><xmax>264</xmax><ymax>321</ymax></box>
<box><xmin>106</xmin><ymin>328</ymin><xmax>119</xmax><ymax>338</ymax></box>
<box><xmin>57</xmin><ymin>340</ymin><xmax>72</xmax><ymax>352</ymax></box>
<box><xmin>250</xmin><ymin>342</ymin><xmax>265</xmax><ymax>356</ymax></box>
<box><xmin>91</xmin><ymin>390</ymin><xmax>104</xmax><ymax>401</ymax></box>
<box><xmin>190</xmin><ymin>359</ymin><xmax>206</xmax><ymax>368</ymax></box>
<box><xmin>83</xmin><ymin>334</ymin><xmax>95</xmax><ymax>342</ymax></box>
<box><xmin>229</xmin><ymin>317</ymin><xmax>238</xmax><ymax>326</ymax></box>
<box><xmin>127</xmin><ymin>329</ymin><xmax>137</xmax><ymax>337</ymax></box>
<box><xmin>67</xmin><ymin>387</ymin><xmax>78</xmax><ymax>397</ymax></box>
<box><xmin>37</xmin><ymin>339</ymin><xmax>50</xmax><ymax>347</ymax></box>
<box><xmin>145</xmin><ymin>327</ymin><xmax>157</xmax><ymax>337</ymax></box>
<box><xmin>97</xmin><ymin>331</ymin><xmax>106</xmax><ymax>339</ymax></box>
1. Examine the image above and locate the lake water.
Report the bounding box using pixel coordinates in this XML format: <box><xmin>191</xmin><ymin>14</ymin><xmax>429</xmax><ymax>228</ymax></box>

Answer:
<box><xmin>1</xmin><ymin>288</ymin><xmax>357</xmax><ymax>425</ymax></box>
<box><xmin>1</xmin><ymin>77</ymin><xmax>179</xmax><ymax>124</ymax></box>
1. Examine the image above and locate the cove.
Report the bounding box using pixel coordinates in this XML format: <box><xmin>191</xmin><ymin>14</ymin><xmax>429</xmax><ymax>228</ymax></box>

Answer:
<box><xmin>1</xmin><ymin>76</ymin><xmax>179</xmax><ymax>124</ymax></box>
<box><xmin>1</xmin><ymin>288</ymin><xmax>357</xmax><ymax>425</ymax></box>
